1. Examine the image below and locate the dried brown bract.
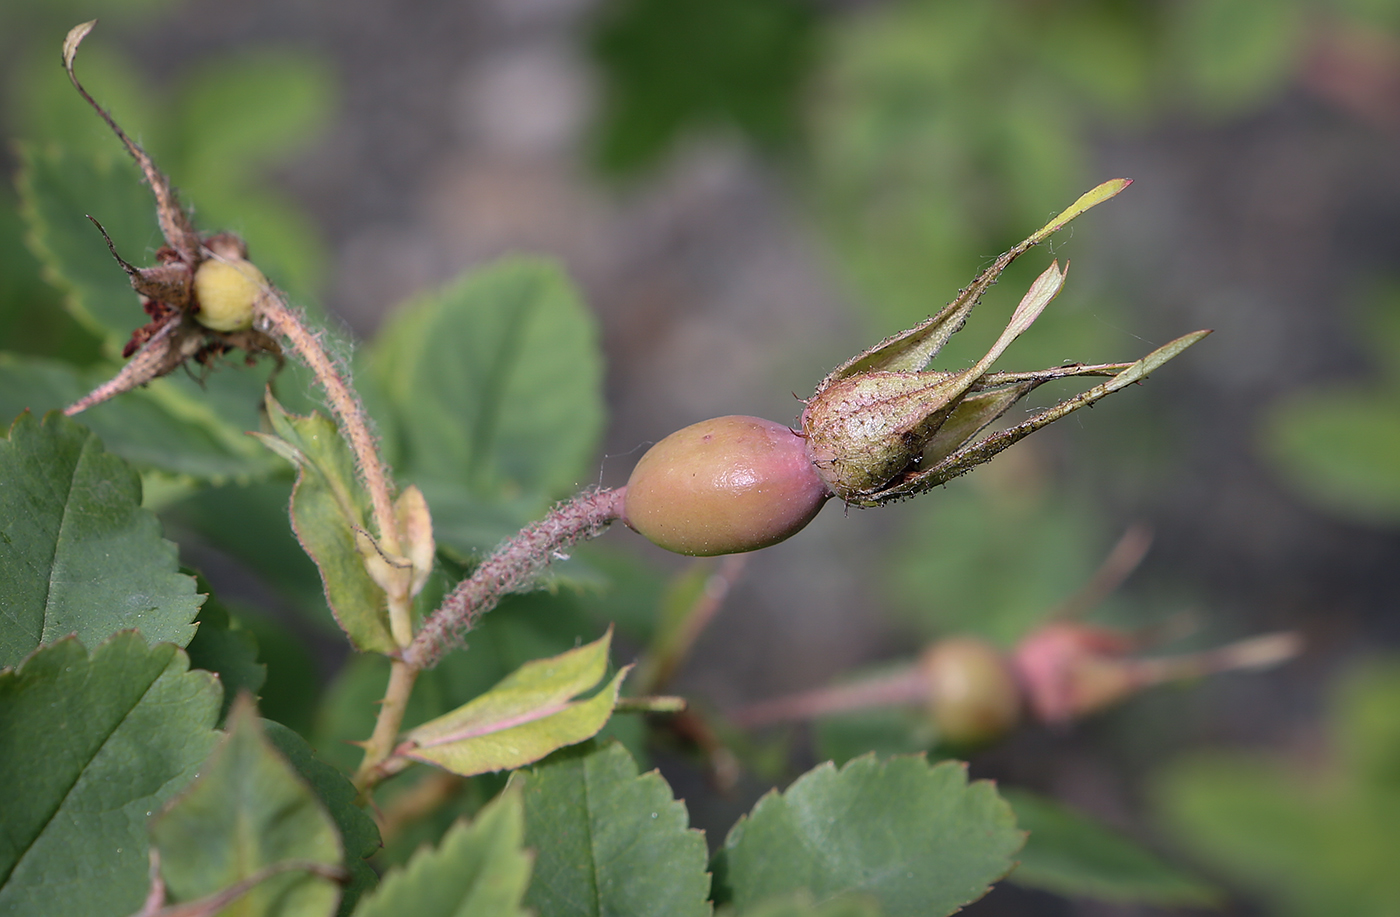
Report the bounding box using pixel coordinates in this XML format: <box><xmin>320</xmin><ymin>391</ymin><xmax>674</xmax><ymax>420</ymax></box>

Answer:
<box><xmin>60</xmin><ymin>21</ymin><xmax>281</xmax><ymax>416</ymax></box>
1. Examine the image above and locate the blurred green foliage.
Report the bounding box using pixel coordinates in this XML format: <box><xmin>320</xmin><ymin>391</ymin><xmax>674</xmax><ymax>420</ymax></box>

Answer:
<box><xmin>1263</xmin><ymin>283</ymin><xmax>1400</xmax><ymax>525</ymax></box>
<box><xmin>1155</xmin><ymin>659</ymin><xmax>1400</xmax><ymax>916</ymax></box>
<box><xmin>590</xmin><ymin>0</ymin><xmax>818</xmax><ymax>173</ymax></box>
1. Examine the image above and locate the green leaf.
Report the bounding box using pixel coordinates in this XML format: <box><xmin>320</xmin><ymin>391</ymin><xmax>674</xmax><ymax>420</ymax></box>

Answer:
<box><xmin>511</xmin><ymin>741</ymin><xmax>711</xmax><ymax>917</ymax></box>
<box><xmin>1261</xmin><ymin>386</ymin><xmax>1400</xmax><ymax>525</ymax></box>
<box><xmin>351</xmin><ymin>786</ymin><xmax>531</xmax><ymax>917</ymax></box>
<box><xmin>726</xmin><ymin>891</ymin><xmax>881</xmax><ymax>917</ymax></box>
<box><xmin>185</xmin><ymin>577</ymin><xmax>267</xmax><ymax>722</ymax></box>
<box><xmin>0</xmin><ymin>634</ymin><xmax>221</xmax><ymax>917</ymax></box>
<box><xmin>0</xmin><ymin>353</ymin><xmax>281</xmax><ymax>482</ymax></box>
<box><xmin>151</xmin><ymin>696</ymin><xmax>343</xmax><ymax>917</ymax></box>
<box><xmin>18</xmin><ymin>142</ymin><xmax>159</xmax><ymax>352</ymax></box>
<box><xmin>368</xmin><ymin>258</ymin><xmax>604</xmax><ymax>510</ymax></box>
<box><xmin>313</xmin><ymin>589</ymin><xmax>612</xmax><ymax>774</ymax></box>
<box><xmin>712</xmin><ymin>754</ymin><xmax>1022</xmax><ymax>917</ymax></box>
<box><xmin>1002</xmin><ymin>788</ymin><xmax>1218</xmax><ymax>906</ymax></box>
<box><xmin>403</xmin><ymin>629</ymin><xmax>630</xmax><ymax>776</ymax></box>
<box><xmin>262</xmin><ymin>720</ymin><xmax>381</xmax><ymax>915</ymax></box>
<box><xmin>0</xmin><ymin>410</ymin><xmax>202</xmax><ymax>668</ymax></box>
<box><xmin>256</xmin><ymin>394</ymin><xmax>395</xmax><ymax>654</ymax></box>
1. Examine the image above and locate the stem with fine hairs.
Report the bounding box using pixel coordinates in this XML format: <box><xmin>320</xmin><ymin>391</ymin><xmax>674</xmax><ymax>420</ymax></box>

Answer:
<box><xmin>404</xmin><ymin>488</ymin><xmax>627</xmax><ymax>670</ymax></box>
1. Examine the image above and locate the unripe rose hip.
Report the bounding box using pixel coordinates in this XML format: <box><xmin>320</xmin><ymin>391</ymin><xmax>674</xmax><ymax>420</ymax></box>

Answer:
<box><xmin>193</xmin><ymin>257</ymin><xmax>266</xmax><ymax>331</ymax></box>
<box><xmin>623</xmin><ymin>415</ymin><xmax>831</xmax><ymax>556</ymax></box>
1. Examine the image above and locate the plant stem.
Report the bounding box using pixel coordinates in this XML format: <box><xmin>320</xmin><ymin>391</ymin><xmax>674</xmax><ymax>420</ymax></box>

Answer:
<box><xmin>354</xmin><ymin>658</ymin><xmax>419</xmax><ymax>794</ymax></box>
<box><xmin>257</xmin><ymin>293</ymin><xmax>401</xmax><ymax>560</ymax></box>
<box><xmin>728</xmin><ymin>667</ymin><xmax>928</xmax><ymax>729</ymax></box>
<box><xmin>405</xmin><ymin>488</ymin><xmax>627</xmax><ymax>669</ymax></box>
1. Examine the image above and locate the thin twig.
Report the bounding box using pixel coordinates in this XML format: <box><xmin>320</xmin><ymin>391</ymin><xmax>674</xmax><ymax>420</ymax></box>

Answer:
<box><xmin>1048</xmin><ymin>524</ymin><xmax>1153</xmax><ymax>621</ymax></box>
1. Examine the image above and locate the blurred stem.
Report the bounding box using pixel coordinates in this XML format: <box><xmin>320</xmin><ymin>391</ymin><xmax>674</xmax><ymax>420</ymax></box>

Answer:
<box><xmin>729</xmin><ymin>666</ymin><xmax>927</xmax><ymax>729</ymax></box>
<box><xmin>354</xmin><ymin>658</ymin><xmax>419</xmax><ymax>795</ymax></box>
<box><xmin>637</xmin><ymin>555</ymin><xmax>747</xmax><ymax>695</ymax></box>
<box><xmin>376</xmin><ymin>770</ymin><xmax>464</xmax><ymax>845</ymax></box>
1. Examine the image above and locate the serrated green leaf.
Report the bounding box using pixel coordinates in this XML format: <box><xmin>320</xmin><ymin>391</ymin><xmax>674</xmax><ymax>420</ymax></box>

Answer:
<box><xmin>403</xmin><ymin>629</ymin><xmax>630</xmax><ymax>776</ymax></box>
<box><xmin>352</xmin><ymin>786</ymin><xmax>531</xmax><ymax>917</ymax></box>
<box><xmin>368</xmin><ymin>258</ymin><xmax>604</xmax><ymax>510</ymax></box>
<box><xmin>151</xmin><ymin>697</ymin><xmax>343</xmax><ymax>917</ymax></box>
<box><xmin>185</xmin><ymin>577</ymin><xmax>267</xmax><ymax>723</ymax></box>
<box><xmin>1261</xmin><ymin>386</ymin><xmax>1400</xmax><ymax>525</ymax></box>
<box><xmin>0</xmin><ymin>634</ymin><xmax>222</xmax><ymax>917</ymax></box>
<box><xmin>511</xmin><ymin>741</ymin><xmax>711</xmax><ymax>917</ymax></box>
<box><xmin>257</xmin><ymin>394</ymin><xmax>395</xmax><ymax>654</ymax></box>
<box><xmin>0</xmin><ymin>353</ymin><xmax>281</xmax><ymax>482</ymax></box>
<box><xmin>1002</xmin><ymin>788</ymin><xmax>1218</xmax><ymax>906</ymax></box>
<box><xmin>0</xmin><ymin>410</ymin><xmax>202</xmax><ymax>667</ymax></box>
<box><xmin>262</xmin><ymin>720</ymin><xmax>381</xmax><ymax>915</ymax></box>
<box><xmin>713</xmin><ymin>754</ymin><xmax>1022</xmax><ymax>917</ymax></box>
<box><xmin>18</xmin><ymin>142</ymin><xmax>160</xmax><ymax>353</ymax></box>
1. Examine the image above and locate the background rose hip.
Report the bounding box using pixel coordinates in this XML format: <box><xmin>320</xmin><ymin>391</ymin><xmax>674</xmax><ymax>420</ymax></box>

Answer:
<box><xmin>622</xmin><ymin>415</ymin><xmax>831</xmax><ymax>556</ymax></box>
<box><xmin>919</xmin><ymin>637</ymin><xmax>1023</xmax><ymax>747</ymax></box>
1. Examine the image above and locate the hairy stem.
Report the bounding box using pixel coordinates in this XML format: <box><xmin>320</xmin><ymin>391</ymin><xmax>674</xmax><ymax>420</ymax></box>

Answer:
<box><xmin>354</xmin><ymin>658</ymin><xmax>419</xmax><ymax>794</ymax></box>
<box><xmin>405</xmin><ymin>488</ymin><xmax>627</xmax><ymax>669</ymax></box>
<box><xmin>255</xmin><ymin>294</ymin><xmax>402</xmax><ymax>561</ymax></box>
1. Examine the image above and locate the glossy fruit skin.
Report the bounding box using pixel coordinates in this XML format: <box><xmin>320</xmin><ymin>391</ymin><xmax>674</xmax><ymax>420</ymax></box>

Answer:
<box><xmin>920</xmin><ymin>637</ymin><xmax>1022</xmax><ymax>746</ymax></box>
<box><xmin>192</xmin><ymin>257</ymin><xmax>266</xmax><ymax>331</ymax></box>
<box><xmin>622</xmin><ymin>415</ymin><xmax>831</xmax><ymax>556</ymax></box>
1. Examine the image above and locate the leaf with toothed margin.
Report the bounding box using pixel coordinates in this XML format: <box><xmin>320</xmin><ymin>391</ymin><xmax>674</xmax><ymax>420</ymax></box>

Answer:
<box><xmin>0</xmin><ymin>634</ymin><xmax>222</xmax><ymax>917</ymax></box>
<box><xmin>253</xmin><ymin>393</ymin><xmax>395</xmax><ymax>655</ymax></box>
<box><xmin>0</xmin><ymin>410</ymin><xmax>203</xmax><ymax>668</ymax></box>
<box><xmin>18</xmin><ymin>142</ymin><xmax>160</xmax><ymax>353</ymax></box>
<box><xmin>150</xmin><ymin>696</ymin><xmax>343</xmax><ymax>917</ymax></box>
<box><xmin>510</xmin><ymin>741</ymin><xmax>711</xmax><ymax>917</ymax></box>
<box><xmin>711</xmin><ymin>754</ymin><xmax>1023</xmax><ymax>917</ymax></box>
<box><xmin>350</xmin><ymin>786</ymin><xmax>530</xmax><ymax>917</ymax></box>
<box><xmin>402</xmin><ymin>629</ymin><xmax>629</xmax><ymax>777</ymax></box>
<box><xmin>0</xmin><ymin>354</ymin><xmax>282</xmax><ymax>482</ymax></box>
<box><xmin>822</xmin><ymin>179</ymin><xmax>1131</xmax><ymax>383</ymax></box>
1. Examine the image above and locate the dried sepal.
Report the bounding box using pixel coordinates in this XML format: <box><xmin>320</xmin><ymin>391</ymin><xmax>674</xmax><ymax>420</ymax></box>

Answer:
<box><xmin>802</xmin><ymin>261</ymin><xmax>1070</xmax><ymax>501</ymax></box>
<box><xmin>817</xmin><ymin>179</ymin><xmax>1131</xmax><ymax>388</ymax></box>
<box><xmin>63</xmin><ymin>21</ymin><xmax>202</xmax><ymax>263</ymax></box>
<box><xmin>60</xmin><ymin>21</ymin><xmax>283</xmax><ymax>415</ymax></box>
<box><xmin>862</xmin><ymin>330</ymin><xmax>1213</xmax><ymax>505</ymax></box>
